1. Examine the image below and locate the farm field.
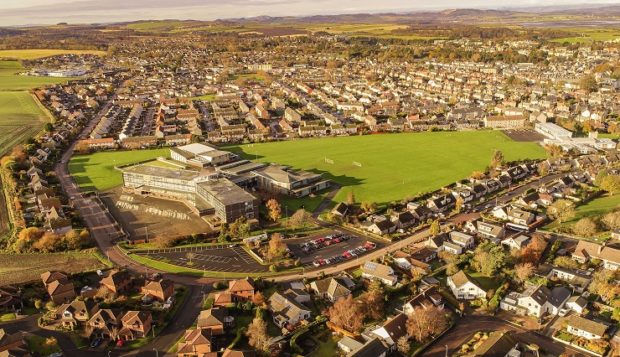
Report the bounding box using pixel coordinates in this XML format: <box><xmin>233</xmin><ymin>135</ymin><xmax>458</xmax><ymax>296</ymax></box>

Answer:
<box><xmin>0</xmin><ymin>60</ymin><xmax>77</xmax><ymax>90</ymax></box>
<box><xmin>0</xmin><ymin>251</ymin><xmax>106</xmax><ymax>286</ymax></box>
<box><xmin>0</xmin><ymin>49</ymin><xmax>106</xmax><ymax>60</ymax></box>
<box><xmin>228</xmin><ymin>131</ymin><xmax>546</xmax><ymax>204</ymax></box>
<box><xmin>69</xmin><ymin>148</ymin><xmax>171</xmax><ymax>192</ymax></box>
<box><xmin>550</xmin><ymin>28</ymin><xmax>620</xmax><ymax>43</ymax></box>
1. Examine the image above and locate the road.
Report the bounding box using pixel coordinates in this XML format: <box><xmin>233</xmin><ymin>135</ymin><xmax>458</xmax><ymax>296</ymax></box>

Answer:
<box><xmin>422</xmin><ymin>315</ymin><xmax>590</xmax><ymax>357</ymax></box>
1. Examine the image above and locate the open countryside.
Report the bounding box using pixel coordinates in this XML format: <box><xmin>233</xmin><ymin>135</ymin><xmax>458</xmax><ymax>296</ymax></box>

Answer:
<box><xmin>230</xmin><ymin>131</ymin><xmax>545</xmax><ymax>204</ymax></box>
<box><xmin>0</xmin><ymin>49</ymin><xmax>106</xmax><ymax>60</ymax></box>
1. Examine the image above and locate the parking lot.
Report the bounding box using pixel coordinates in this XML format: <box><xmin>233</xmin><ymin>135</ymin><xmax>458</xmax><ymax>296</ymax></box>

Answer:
<box><xmin>287</xmin><ymin>230</ymin><xmax>385</xmax><ymax>269</ymax></box>
<box><xmin>136</xmin><ymin>245</ymin><xmax>269</xmax><ymax>273</ymax></box>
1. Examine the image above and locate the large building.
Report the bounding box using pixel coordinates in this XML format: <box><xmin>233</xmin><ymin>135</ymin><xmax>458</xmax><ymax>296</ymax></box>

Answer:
<box><xmin>121</xmin><ymin>163</ymin><xmax>257</xmax><ymax>224</ymax></box>
<box><xmin>170</xmin><ymin>143</ymin><xmax>235</xmax><ymax>168</ymax></box>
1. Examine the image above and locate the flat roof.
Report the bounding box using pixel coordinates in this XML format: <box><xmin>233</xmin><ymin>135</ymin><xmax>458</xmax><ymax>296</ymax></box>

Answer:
<box><xmin>197</xmin><ymin>179</ymin><xmax>256</xmax><ymax>205</ymax></box>
<box><xmin>123</xmin><ymin>163</ymin><xmax>201</xmax><ymax>181</ymax></box>
<box><xmin>177</xmin><ymin>143</ymin><xmax>216</xmax><ymax>155</ymax></box>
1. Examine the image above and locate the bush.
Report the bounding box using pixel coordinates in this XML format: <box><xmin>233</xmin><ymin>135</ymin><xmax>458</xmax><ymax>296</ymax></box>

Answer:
<box><xmin>269</xmin><ymin>264</ymin><xmax>279</xmax><ymax>272</ymax></box>
<box><xmin>213</xmin><ymin>282</ymin><xmax>226</xmax><ymax>290</ymax></box>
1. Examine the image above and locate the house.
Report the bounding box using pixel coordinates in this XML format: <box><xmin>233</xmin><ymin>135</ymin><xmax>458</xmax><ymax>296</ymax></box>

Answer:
<box><xmin>331</xmin><ymin>202</ymin><xmax>350</xmax><ymax>218</ymax></box>
<box><xmin>366</xmin><ymin>220</ymin><xmax>396</xmax><ymax>235</ymax></box>
<box><xmin>268</xmin><ymin>292</ymin><xmax>311</xmax><ymax>329</ymax></box>
<box><xmin>0</xmin><ymin>286</ymin><xmax>22</xmax><ymax>312</ymax></box>
<box><xmin>347</xmin><ymin>337</ymin><xmax>388</xmax><ymax>357</ymax></box>
<box><xmin>501</xmin><ymin>235</ymin><xmax>531</xmax><ymax>250</ymax></box>
<box><xmin>500</xmin><ymin>285</ymin><xmax>570</xmax><ymax>318</ymax></box>
<box><xmin>281</xmin><ymin>281</ymin><xmax>311</xmax><ymax>304</ymax></box>
<box><xmin>427</xmin><ymin>195</ymin><xmax>456</xmax><ymax>213</ymax></box>
<box><xmin>361</xmin><ymin>262</ymin><xmax>397</xmax><ymax>286</ymax></box>
<box><xmin>449</xmin><ymin>231</ymin><xmax>475</xmax><ymax>249</ymax></box>
<box><xmin>565</xmin><ymin>315</ymin><xmax>609</xmax><ymax>340</ymax></box>
<box><xmin>367</xmin><ymin>313</ymin><xmax>407</xmax><ymax>350</ymax></box>
<box><xmin>572</xmin><ymin>241</ymin><xmax>620</xmax><ymax>270</ymax></box>
<box><xmin>391</xmin><ymin>211</ymin><xmax>417</xmax><ymax>230</ymax></box>
<box><xmin>176</xmin><ymin>328</ymin><xmax>215</xmax><ymax>357</ymax></box>
<box><xmin>142</xmin><ymin>279</ymin><xmax>174</xmax><ymax>302</ymax></box>
<box><xmin>547</xmin><ymin>267</ymin><xmax>592</xmax><ymax>293</ymax></box>
<box><xmin>197</xmin><ymin>307</ymin><xmax>229</xmax><ymax>335</ymax></box>
<box><xmin>474</xmin><ymin>221</ymin><xmax>505</xmax><ymax>242</ymax></box>
<box><xmin>86</xmin><ymin>308</ymin><xmax>123</xmax><ymax>340</ymax></box>
<box><xmin>221</xmin><ymin>350</ymin><xmax>255</xmax><ymax>357</ymax></box>
<box><xmin>402</xmin><ymin>285</ymin><xmax>444</xmax><ymax>315</ymax></box>
<box><xmin>464</xmin><ymin>331</ymin><xmax>520</xmax><ymax>356</ymax></box>
<box><xmin>309</xmin><ymin>276</ymin><xmax>354</xmax><ymax>302</ymax></box>
<box><xmin>119</xmin><ymin>311</ymin><xmax>153</xmax><ymax>340</ymax></box>
<box><xmin>55</xmin><ymin>299</ymin><xmax>99</xmax><ymax>330</ymax></box>
<box><xmin>41</xmin><ymin>271</ymin><xmax>75</xmax><ymax>304</ymax></box>
<box><xmin>338</xmin><ymin>336</ymin><xmax>364</xmax><ymax>354</ymax></box>
<box><xmin>100</xmin><ymin>270</ymin><xmax>132</xmax><ymax>295</ymax></box>
<box><xmin>506</xmin><ymin>207</ymin><xmax>535</xmax><ymax>227</ymax></box>
<box><xmin>447</xmin><ymin>271</ymin><xmax>486</xmax><ymax>300</ymax></box>
<box><xmin>409</xmin><ymin>247</ymin><xmax>437</xmax><ymax>263</ymax></box>
<box><xmin>0</xmin><ymin>329</ymin><xmax>30</xmax><ymax>357</ymax></box>
<box><xmin>566</xmin><ymin>295</ymin><xmax>588</xmax><ymax>315</ymax></box>
<box><xmin>227</xmin><ymin>278</ymin><xmax>255</xmax><ymax>302</ymax></box>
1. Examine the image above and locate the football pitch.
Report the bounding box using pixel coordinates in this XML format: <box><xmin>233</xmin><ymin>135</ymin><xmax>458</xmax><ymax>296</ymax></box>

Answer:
<box><xmin>228</xmin><ymin>131</ymin><xmax>546</xmax><ymax>204</ymax></box>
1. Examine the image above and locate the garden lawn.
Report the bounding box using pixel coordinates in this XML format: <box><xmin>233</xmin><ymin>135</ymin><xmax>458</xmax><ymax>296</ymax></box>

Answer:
<box><xmin>228</xmin><ymin>131</ymin><xmax>545</xmax><ymax>204</ymax></box>
<box><xmin>68</xmin><ymin>148</ymin><xmax>171</xmax><ymax>192</ymax></box>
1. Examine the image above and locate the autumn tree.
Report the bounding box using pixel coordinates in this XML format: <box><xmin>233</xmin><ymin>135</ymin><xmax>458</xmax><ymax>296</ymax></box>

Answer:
<box><xmin>589</xmin><ymin>270</ymin><xmax>619</xmax><ymax>303</ymax></box>
<box><xmin>362</xmin><ymin>280</ymin><xmax>385</xmax><ymax>320</ymax></box>
<box><xmin>32</xmin><ymin>232</ymin><xmax>62</xmax><ymax>253</ymax></box>
<box><xmin>346</xmin><ymin>191</ymin><xmax>356</xmax><ymax>205</ymax></box>
<box><xmin>519</xmin><ymin>236</ymin><xmax>547</xmax><ymax>265</ymax></box>
<box><xmin>470</xmin><ymin>171</ymin><xmax>485</xmax><ymax>180</ymax></box>
<box><xmin>544</xmin><ymin>144</ymin><xmax>563</xmax><ymax>159</ymax></box>
<box><xmin>406</xmin><ymin>306</ymin><xmax>448</xmax><ymax>343</ymax></box>
<box><xmin>572</xmin><ymin>218</ymin><xmax>598</xmax><ymax>237</ymax></box>
<box><xmin>360</xmin><ymin>201</ymin><xmax>377</xmax><ymax>213</ymax></box>
<box><xmin>327</xmin><ymin>295</ymin><xmax>363</xmax><ymax>333</ymax></box>
<box><xmin>397</xmin><ymin>336</ymin><xmax>410</xmax><ymax>355</ymax></box>
<box><xmin>553</xmin><ymin>256</ymin><xmax>579</xmax><ymax>270</ymax></box>
<box><xmin>454</xmin><ymin>196</ymin><xmax>464</xmax><ymax>214</ymax></box>
<box><xmin>579</xmin><ymin>74</ymin><xmax>598</xmax><ymax>93</ymax></box>
<box><xmin>287</xmin><ymin>209</ymin><xmax>311</xmax><ymax>229</ymax></box>
<box><xmin>229</xmin><ymin>217</ymin><xmax>250</xmax><ymax>239</ymax></box>
<box><xmin>186</xmin><ymin>252</ymin><xmax>196</xmax><ymax>265</ymax></box>
<box><xmin>267</xmin><ymin>233</ymin><xmax>287</xmax><ymax>261</ymax></box>
<box><xmin>429</xmin><ymin>220</ymin><xmax>441</xmax><ymax>236</ymax></box>
<box><xmin>515</xmin><ymin>263</ymin><xmax>534</xmax><ymax>283</ymax></box>
<box><xmin>547</xmin><ymin>199</ymin><xmax>575</xmax><ymax>224</ymax></box>
<box><xmin>602</xmin><ymin>211</ymin><xmax>620</xmax><ymax>230</ymax></box>
<box><xmin>490</xmin><ymin>150</ymin><xmax>505</xmax><ymax>170</ymax></box>
<box><xmin>266</xmin><ymin>199</ymin><xmax>282</xmax><ymax>222</ymax></box>
<box><xmin>252</xmin><ymin>291</ymin><xmax>265</xmax><ymax>307</ymax></box>
<box><xmin>472</xmin><ymin>242</ymin><xmax>507</xmax><ymax>276</ymax></box>
<box><xmin>246</xmin><ymin>317</ymin><xmax>270</xmax><ymax>354</ymax></box>
<box><xmin>599</xmin><ymin>175</ymin><xmax>620</xmax><ymax>196</ymax></box>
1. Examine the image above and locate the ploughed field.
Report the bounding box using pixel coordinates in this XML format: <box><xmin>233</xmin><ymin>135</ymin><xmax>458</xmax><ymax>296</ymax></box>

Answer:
<box><xmin>228</xmin><ymin>131</ymin><xmax>546</xmax><ymax>204</ymax></box>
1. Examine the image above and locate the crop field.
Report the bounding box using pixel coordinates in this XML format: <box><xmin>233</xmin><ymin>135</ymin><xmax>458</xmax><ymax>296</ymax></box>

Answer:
<box><xmin>0</xmin><ymin>251</ymin><xmax>106</xmax><ymax>286</ymax></box>
<box><xmin>228</xmin><ymin>131</ymin><xmax>545</xmax><ymax>204</ymax></box>
<box><xmin>69</xmin><ymin>148</ymin><xmax>171</xmax><ymax>192</ymax></box>
<box><xmin>0</xmin><ymin>49</ymin><xmax>106</xmax><ymax>60</ymax></box>
<box><xmin>550</xmin><ymin>28</ymin><xmax>620</xmax><ymax>43</ymax></box>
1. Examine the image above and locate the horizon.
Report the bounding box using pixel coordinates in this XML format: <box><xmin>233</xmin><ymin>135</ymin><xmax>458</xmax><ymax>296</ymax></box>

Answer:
<box><xmin>1</xmin><ymin>0</ymin><xmax>619</xmax><ymax>27</ymax></box>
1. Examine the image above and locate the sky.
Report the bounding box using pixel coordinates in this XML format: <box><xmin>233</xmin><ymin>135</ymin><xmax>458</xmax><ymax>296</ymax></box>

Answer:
<box><xmin>0</xmin><ymin>0</ymin><xmax>618</xmax><ymax>26</ymax></box>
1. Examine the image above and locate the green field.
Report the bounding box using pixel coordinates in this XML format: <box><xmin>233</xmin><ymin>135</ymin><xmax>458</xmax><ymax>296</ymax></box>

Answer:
<box><xmin>0</xmin><ymin>60</ymin><xmax>76</xmax><ymax>156</ymax></box>
<box><xmin>0</xmin><ymin>49</ymin><xmax>106</xmax><ymax>60</ymax></box>
<box><xmin>550</xmin><ymin>28</ymin><xmax>620</xmax><ymax>44</ymax></box>
<box><xmin>228</xmin><ymin>131</ymin><xmax>545</xmax><ymax>204</ymax></box>
<box><xmin>69</xmin><ymin>148</ymin><xmax>171</xmax><ymax>192</ymax></box>
<box><xmin>545</xmin><ymin>194</ymin><xmax>620</xmax><ymax>241</ymax></box>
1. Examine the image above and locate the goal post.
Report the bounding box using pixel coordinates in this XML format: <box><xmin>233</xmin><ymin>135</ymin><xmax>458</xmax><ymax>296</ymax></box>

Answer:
<box><xmin>352</xmin><ymin>161</ymin><xmax>362</xmax><ymax>167</ymax></box>
<box><xmin>324</xmin><ymin>157</ymin><xmax>334</xmax><ymax>164</ymax></box>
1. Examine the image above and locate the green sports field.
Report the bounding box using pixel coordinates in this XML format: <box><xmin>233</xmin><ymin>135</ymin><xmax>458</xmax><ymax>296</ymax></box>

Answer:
<box><xmin>228</xmin><ymin>131</ymin><xmax>545</xmax><ymax>204</ymax></box>
<box><xmin>69</xmin><ymin>148</ymin><xmax>171</xmax><ymax>192</ymax></box>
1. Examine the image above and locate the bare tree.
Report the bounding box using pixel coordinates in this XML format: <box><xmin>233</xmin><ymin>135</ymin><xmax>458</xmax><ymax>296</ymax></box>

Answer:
<box><xmin>246</xmin><ymin>317</ymin><xmax>270</xmax><ymax>353</ymax></box>
<box><xmin>406</xmin><ymin>306</ymin><xmax>449</xmax><ymax>343</ymax></box>
<box><xmin>327</xmin><ymin>295</ymin><xmax>363</xmax><ymax>333</ymax></box>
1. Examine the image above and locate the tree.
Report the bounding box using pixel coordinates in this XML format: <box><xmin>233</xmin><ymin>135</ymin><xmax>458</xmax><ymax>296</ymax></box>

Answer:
<box><xmin>471</xmin><ymin>171</ymin><xmax>485</xmax><ymax>180</ymax></box>
<box><xmin>327</xmin><ymin>295</ymin><xmax>363</xmax><ymax>333</ymax></box>
<box><xmin>579</xmin><ymin>74</ymin><xmax>598</xmax><ymax>93</ymax></box>
<box><xmin>186</xmin><ymin>252</ymin><xmax>196</xmax><ymax>265</ymax></box>
<box><xmin>406</xmin><ymin>306</ymin><xmax>448</xmax><ymax>343</ymax></box>
<box><xmin>553</xmin><ymin>256</ymin><xmax>579</xmax><ymax>270</ymax></box>
<box><xmin>44</xmin><ymin>123</ymin><xmax>54</xmax><ymax>133</ymax></box>
<box><xmin>229</xmin><ymin>218</ymin><xmax>250</xmax><ymax>239</ymax></box>
<box><xmin>287</xmin><ymin>209</ymin><xmax>311</xmax><ymax>229</ymax></box>
<box><xmin>346</xmin><ymin>191</ymin><xmax>356</xmax><ymax>205</ymax></box>
<box><xmin>547</xmin><ymin>199</ymin><xmax>575</xmax><ymax>224</ymax></box>
<box><xmin>599</xmin><ymin>175</ymin><xmax>620</xmax><ymax>196</ymax></box>
<box><xmin>252</xmin><ymin>291</ymin><xmax>265</xmax><ymax>307</ymax></box>
<box><xmin>32</xmin><ymin>232</ymin><xmax>62</xmax><ymax>252</ymax></box>
<box><xmin>589</xmin><ymin>270</ymin><xmax>619</xmax><ymax>303</ymax></box>
<box><xmin>267</xmin><ymin>233</ymin><xmax>287</xmax><ymax>261</ymax></box>
<box><xmin>266</xmin><ymin>199</ymin><xmax>281</xmax><ymax>222</ymax></box>
<box><xmin>362</xmin><ymin>280</ymin><xmax>385</xmax><ymax>320</ymax></box>
<box><xmin>490</xmin><ymin>150</ymin><xmax>504</xmax><ymax>169</ymax></box>
<box><xmin>602</xmin><ymin>211</ymin><xmax>620</xmax><ymax>230</ymax></box>
<box><xmin>473</xmin><ymin>242</ymin><xmax>507</xmax><ymax>276</ymax></box>
<box><xmin>454</xmin><ymin>196</ymin><xmax>464</xmax><ymax>214</ymax></box>
<box><xmin>397</xmin><ymin>336</ymin><xmax>410</xmax><ymax>355</ymax></box>
<box><xmin>515</xmin><ymin>263</ymin><xmax>534</xmax><ymax>283</ymax></box>
<box><xmin>572</xmin><ymin>218</ymin><xmax>598</xmax><ymax>237</ymax></box>
<box><xmin>429</xmin><ymin>220</ymin><xmax>441</xmax><ymax>236</ymax></box>
<box><xmin>246</xmin><ymin>317</ymin><xmax>270</xmax><ymax>354</ymax></box>
<box><xmin>360</xmin><ymin>201</ymin><xmax>377</xmax><ymax>213</ymax></box>
<box><xmin>544</xmin><ymin>144</ymin><xmax>563</xmax><ymax>159</ymax></box>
